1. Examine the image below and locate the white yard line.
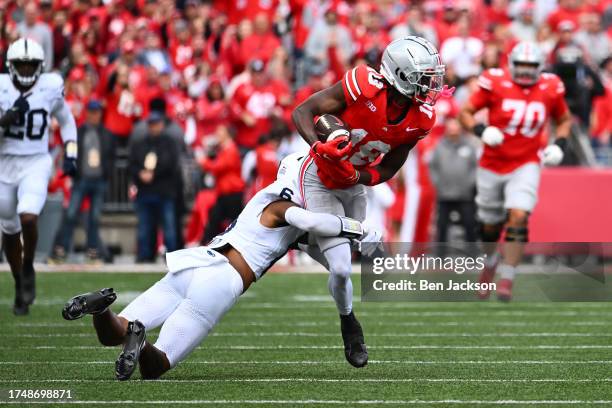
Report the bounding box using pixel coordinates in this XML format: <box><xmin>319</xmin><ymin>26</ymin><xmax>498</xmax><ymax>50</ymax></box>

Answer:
<box><xmin>3</xmin><ymin>399</ymin><xmax>612</xmax><ymax>405</ymax></box>
<box><xmin>3</xmin><ymin>332</ymin><xmax>612</xmax><ymax>338</ymax></box>
<box><xmin>2</xmin><ymin>359</ymin><xmax>612</xmax><ymax>365</ymax></box>
<box><xmin>0</xmin><ymin>378</ymin><xmax>611</xmax><ymax>383</ymax></box>
<box><xmin>4</xmin><ymin>345</ymin><xmax>612</xmax><ymax>351</ymax></box>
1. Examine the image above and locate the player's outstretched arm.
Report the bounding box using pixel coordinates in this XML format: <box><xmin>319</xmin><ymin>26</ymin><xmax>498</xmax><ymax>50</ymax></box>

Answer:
<box><xmin>357</xmin><ymin>143</ymin><xmax>414</xmax><ymax>186</ymax></box>
<box><xmin>262</xmin><ymin>200</ymin><xmax>363</xmax><ymax>239</ymax></box>
<box><xmin>292</xmin><ymin>81</ymin><xmax>347</xmax><ymax>146</ymax></box>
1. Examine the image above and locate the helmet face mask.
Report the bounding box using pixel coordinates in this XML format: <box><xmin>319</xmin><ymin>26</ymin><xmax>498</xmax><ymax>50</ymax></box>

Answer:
<box><xmin>380</xmin><ymin>36</ymin><xmax>445</xmax><ymax>106</ymax></box>
<box><xmin>6</xmin><ymin>39</ymin><xmax>45</xmax><ymax>88</ymax></box>
<box><xmin>511</xmin><ymin>62</ymin><xmax>540</xmax><ymax>86</ymax></box>
<box><xmin>508</xmin><ymin>42</ymin><xmax>544</xmax><ymax>87</ymax></box>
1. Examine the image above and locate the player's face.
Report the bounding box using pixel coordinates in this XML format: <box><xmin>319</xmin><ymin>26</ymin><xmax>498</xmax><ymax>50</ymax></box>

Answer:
<box><xmin>512</xmin><ymin>62</ymin><xmax>540</xmax><ymax>86</ymax></box>
<box><xmin>13</xmin><ymin>60</ymin><xmax>40</xmax><ymax>79</ymax></box>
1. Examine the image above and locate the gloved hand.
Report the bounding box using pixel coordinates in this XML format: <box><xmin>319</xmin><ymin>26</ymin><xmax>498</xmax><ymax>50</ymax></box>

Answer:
<box><xmin>62</xmin><ymin>141</ymin><xmax>78</xmax><ymax>177</ymax></box>
<box><xmin>482</xmin><ymin>126</ymin><xmax>504</xmax><ymax>147</ymax></box>
<box><xmin>440</xmin><ymin>85</ymin><xmax>456</xmax><ymax>99</ymax></box>
<box><xmin>310</xmin><ymin>137</ymin><xmax>352</xmax><ymax>161</ymax></box>
<box><xmin>314</xmin><ymin>155</ymin><xmax>359</xmax><ymax>189</ymax></box>
<box><xmin>542</xmin><ymin>144</ymin><xmax>564</xmax><ymax>166</ymax></box>
<box><xmin>0</xmin><ymin>93</ymin><xmax>30</xmax><ymax>127</ymax></box>
<box><xmin>357</xmin><ymin>226</ymin><xmax>383</xmax><ymax>257</ymax></box>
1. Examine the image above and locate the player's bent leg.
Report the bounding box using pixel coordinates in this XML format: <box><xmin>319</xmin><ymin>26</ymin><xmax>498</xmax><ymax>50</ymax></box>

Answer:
<box><xmin>3</xmin><ymin>231</ymin><xmax>26</xmax><ymax>315</ymax></box>
<box><xmin>323</xmin><ymin>243</ymin><xmax>367</xmax><ymax>368</ymax></box>
<box><xmin>497</xmin><ymin>209</ymin><xmax>529</xmax><ymax>302</ymax></box>
<box><xmin>324</xmin><ymin>243</ymin><xmax>353</xmax><ymax>315</ymax></box>
<box><xmin>19</xmin><ymin>213</ymin><xmax>38</xmax><ymax>305</ymax></box>
<box><xmin>151</xmin><ymin>263</ymin><xmax>243</xmax><ymax>375</ymax></box>
<box><xmin>115</xmin><ymin>320</ymin><xmax>146</xmax><ymax>381</ymax></box>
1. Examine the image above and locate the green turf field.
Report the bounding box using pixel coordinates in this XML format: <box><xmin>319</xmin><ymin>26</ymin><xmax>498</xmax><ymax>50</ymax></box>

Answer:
<box><xmin>1</xmin><ymin>271</ymin><xmax>612</xmax><ymax>407</ymax></box>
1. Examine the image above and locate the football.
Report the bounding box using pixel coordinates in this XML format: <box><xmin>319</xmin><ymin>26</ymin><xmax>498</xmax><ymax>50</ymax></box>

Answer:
<box><xmin>314</xmin><ymin>114</ymin><xmax>350</xmax><ymax>148</ymax></box>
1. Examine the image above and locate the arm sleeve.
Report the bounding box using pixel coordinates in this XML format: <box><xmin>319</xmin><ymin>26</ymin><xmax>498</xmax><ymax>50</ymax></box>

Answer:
<box><xmin>284</xmin><ymin>206</ymin><xmax>345</xmax><ymax>236</ymax></box>
<box><xmin>53</xmin><ymin>99</ymin><xmax>78</xmax><ymax>145</ymax></box>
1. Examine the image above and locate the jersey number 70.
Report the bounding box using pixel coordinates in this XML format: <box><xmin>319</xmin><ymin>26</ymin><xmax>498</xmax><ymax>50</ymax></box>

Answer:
<box><xmin>5</xmin><ymin>109</ymin><xmax>49</xmax><ymax>140</ymax></box>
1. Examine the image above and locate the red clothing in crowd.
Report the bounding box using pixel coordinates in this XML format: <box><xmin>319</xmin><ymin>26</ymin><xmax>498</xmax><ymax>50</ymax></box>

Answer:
<box><xmin>103</xmin><ymin>87</ymin><xmax>142</xmax><ymax>137</ymax></box>
<box><xmin>254</xmin><ymin>142</ymin><xmax>279</xmax><ymax>191</ymax></box>
<box><xmin>238</xmin><ymin>32</ymin><xmax>281</xmax><ymax>66</ymax></box>
<box><xmin>231</xmin><ymin>79</ymin><xmax>290</xmax><ymax>149</ymax></box>
<box><xmin>222</xmin><ymin>0</ymin><xmax>279</xmax><ymax>25</ymax></box>
<box><xmin>199</xmin><ymin>141</ymin><xmax>245</xmax><ymax>195</ymax></box>
<box><xmin>195</xmin><ymin>98</ymin><xmax>230</xmax><ymax>144</ymax></box>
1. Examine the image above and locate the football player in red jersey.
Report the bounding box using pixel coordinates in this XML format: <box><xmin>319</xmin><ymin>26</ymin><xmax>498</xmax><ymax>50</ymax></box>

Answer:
<box><xmin>292</xmin><ymin>36</ymin><xmax>447</xmax><ymax>367</ymax></box>
<box><xmin>459</xmin><ymin>42</ymin><xmax>572</xmax><ymax>301</ymax></box>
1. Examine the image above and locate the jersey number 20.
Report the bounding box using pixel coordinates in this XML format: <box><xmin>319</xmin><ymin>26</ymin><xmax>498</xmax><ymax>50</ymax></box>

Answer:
<box><xmin>5</xmin><ymin>109</ymin><xmax>48</xmax><ymax>140</ymax></box>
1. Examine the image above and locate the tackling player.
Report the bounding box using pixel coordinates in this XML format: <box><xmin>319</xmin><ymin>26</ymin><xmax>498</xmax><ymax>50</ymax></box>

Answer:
<box><xmin>292</xmin><ymin>36</ymin><xmax>447</xmax><ymax>362</ymax></box>
<box><xmin>61</xmin><ymin>154</ymin><xmax>379</xmax><ymax>380</ymax></box>
<box><xmin>0</xmin><ymin>39</ymin><xmax>78</xmax><ymax>315</ymax></box>
<box><xmin>459</xmin><ymin>42</ymin><xmax>572</xmax><ymax>301</ymax></box>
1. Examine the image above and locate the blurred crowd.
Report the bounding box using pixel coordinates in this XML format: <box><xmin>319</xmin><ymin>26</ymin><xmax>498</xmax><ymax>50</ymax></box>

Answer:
<box><xmin>2</xmin><ymin>0</ymin><xmax>611</xmax><ymax>262</ymax></box>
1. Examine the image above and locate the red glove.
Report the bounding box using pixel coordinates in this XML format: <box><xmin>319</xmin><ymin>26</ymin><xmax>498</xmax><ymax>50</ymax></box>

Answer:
<box><xmin>313</xmin><ymin>155</ymin><xmax>360</xmax><ymax>189</ymax></box>
<box><xmin>311</xmin><ymin>137</ymin><xmax>352</xmax><ymax>161</ymax></box>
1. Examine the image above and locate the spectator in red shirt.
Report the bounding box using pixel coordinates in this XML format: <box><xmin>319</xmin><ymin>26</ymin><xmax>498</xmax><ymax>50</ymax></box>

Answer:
<box><xmin>547</xmin><ymin>0</ymin><xmax>583</xmax><ymax>32</ymax></box>
<box><xmin>199</xmin><ymin>124</ymin><xmax>245</xmax><ymax>244</ymax></box>
<box><xmin>238</xmin><ymin>12</ymin><xmax>281</xmax><ymax>66</ymax></box>
<box><xmin>230</xmin><ymin>59</ymin><xmax>286</xmax><ymax>150</ymax></box>
<box><xmin>103</xmin><ymin>62</ymin><xmax>143</xmax><ymax>147</ymax></box>
<box><xmin>195</xmin><ymin>78</ymin><xmax>229</xmax><ymax>147</ymax></box>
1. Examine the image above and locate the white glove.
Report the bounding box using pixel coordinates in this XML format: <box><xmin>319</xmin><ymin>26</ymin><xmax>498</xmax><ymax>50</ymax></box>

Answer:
<box><xmin>357</xmin><ymin>226</ymin><xmax>383</xmax><ymax>257</ymax></box>
<box><xmin>482</xmin><ymin>126</ymin><xmax>504</xmax><ymax>147</ymax></box>
<box><xmin>542</xmin><ymin>144</ymin><xmax>564</xmax><ymax>166</ymax></box>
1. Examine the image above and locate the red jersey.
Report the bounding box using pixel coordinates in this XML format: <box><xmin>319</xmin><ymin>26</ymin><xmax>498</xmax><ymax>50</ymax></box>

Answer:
<box><xmin>339</xmin><ymin>64</ymin><xmax>436</xmax><ymax>168</ymax></box>
<box><xmin>470</xmin><ymin>68</ymin><xmax>569</xmax><ymax>174</ymax></box>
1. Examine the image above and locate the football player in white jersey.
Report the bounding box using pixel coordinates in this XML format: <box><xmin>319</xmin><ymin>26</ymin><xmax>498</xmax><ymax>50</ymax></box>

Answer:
<box><xmin>0</xmin><ymin>38</ymin><xmax>77</xmax><ymax>315</ymax></box>
<box><xmin>61</xmin><ymin>153</ymin><xmax>379</xmax><ymax>380</ymax></box>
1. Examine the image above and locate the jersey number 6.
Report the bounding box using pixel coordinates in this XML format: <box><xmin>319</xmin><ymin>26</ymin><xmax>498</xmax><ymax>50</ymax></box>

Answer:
<box><xmin>5</xmin><ymin>109</ymin><xmax>48</xmax><ymax>140</ymax></box>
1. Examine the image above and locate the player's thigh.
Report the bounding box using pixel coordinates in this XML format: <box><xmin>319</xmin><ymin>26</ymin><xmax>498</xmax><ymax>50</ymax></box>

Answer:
<box><xmin>16</xmin><ymin>154</ymin><xmax>52</xmax><ymax>216</ymax></box>
<box><xmin>0</xmin><ymin>181</ymin><xmax>20</xmax><ymax>235</ymax></box>
<box><xmin>475</xmin><ymin>167</ymin><xmax>507</xmax><ymax>225</ymax></box>
<box><xmin>504</xmin><ymin>162</ymin><xmax>541</xmax><ymax>213</ymax></box>
<box><xmin>302</xmin><ymin>161</ymin><xmax>351</xmax><ymax>251</ymax></box>
<box><xmin>118</xmin><ymin>269</ymin><xmax>193</xmax><ymax>330</ymax></box>
<box><xmin>342</xmin><ymin>184</ymin><xmax>367</xmax><ymax>222</ymax></box>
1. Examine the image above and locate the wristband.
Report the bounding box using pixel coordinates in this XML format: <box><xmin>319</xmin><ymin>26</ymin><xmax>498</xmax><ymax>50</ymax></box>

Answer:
<box><xmin>337</xmin><ymin>216</ymin><xmax>364</xmax><ymax>239</ymax></box>
<box><xmin>472</xmin><ymin>124</ymin><xmax>486</xmax><ymax>137</ymax></box>
<box><xmin>363</xmin><ymin>167</ymin><xmax>381</xmax><ymax>186</ymax></box>
<box><xmin>65</xmin><ymin>141</ymin><xmax>78</xmax><ymax>159</ymax></box>
<box><xmin>554</xmin><ymin>138</ymin><xmax>568</xmax><ymax>152</ymax></box>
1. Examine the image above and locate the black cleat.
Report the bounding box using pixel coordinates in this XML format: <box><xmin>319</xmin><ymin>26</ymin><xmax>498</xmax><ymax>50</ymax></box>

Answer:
<box><xmin>340</xmin><ymin>312</ymin><xmax>368</xmax><ymax>368</ymax></box>
<box><xmin>13</xmin><ymin>294</ymin><xmax>29</xmax><ymax>316</ymax></box>
<box><xmin>22</xmin><ymin>262</ymin><xmax>36</xmax><ymax>305</ymax></box>
<box><xmin>62</xmin><ymin>288</ymin><xmax>117</xmax><ymax>321</ymax></box>
<box><xmin>115</xmin><ymin>320</ymin><xmax>146</xmax><ymax>381</ymax></box>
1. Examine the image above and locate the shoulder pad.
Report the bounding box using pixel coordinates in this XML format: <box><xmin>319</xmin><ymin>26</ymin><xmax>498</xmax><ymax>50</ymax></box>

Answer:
<box><xmin>0</xmin><ymin>74</ymin><xmax>12</xmax><ymax>91</ymax></box>
<box><xmin>40</xmin><ymin>73</ymin><xmax>64</xmax><ymax>90</ymax></box>
<box><xmin>477</xmin><ymin>68</ymin><xmax>505</xmax><ymax>91</ymax></box>
<box><xmin>343</xmin><ymin>64</ymin><xmax>385</xmax><ymax>102</ymax></box>
<box><xmin>541</xmin><ymin>72</ymin><xmax>565</xmax><ymax>95</ymax></box>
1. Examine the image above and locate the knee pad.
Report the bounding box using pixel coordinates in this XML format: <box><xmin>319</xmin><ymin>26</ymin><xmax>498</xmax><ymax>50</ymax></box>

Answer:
<box><xmin>479</xmin><ymin>223</ymin><xmax>503</xmax><ymax>243</ymax></box>
<box><xmin>505</xmin><ymin>227</ymin><xmax>528</xmax><ymax>242</ymax></box>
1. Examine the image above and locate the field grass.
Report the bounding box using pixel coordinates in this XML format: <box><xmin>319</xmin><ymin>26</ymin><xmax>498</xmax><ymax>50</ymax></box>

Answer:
<box><xmin>1</xmin><ymin>270</ymin><xmax>612</xmax><ymax>407</ymax></box>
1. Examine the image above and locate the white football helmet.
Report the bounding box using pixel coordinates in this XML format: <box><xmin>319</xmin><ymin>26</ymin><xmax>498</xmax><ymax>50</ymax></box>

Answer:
<box><xmin>379</xmin><ymin>36</ymin><xmax>445</xmax><ymax>105</ymax></box>
<box><xmin>508</xmin><ymin>42</ymin><xmax>544</xmax><ymax>86</ymax></box>
<box><xmin>6</xmin><ymin>38</ymin><xmax>45</xmax><ymax>88</ymax></box>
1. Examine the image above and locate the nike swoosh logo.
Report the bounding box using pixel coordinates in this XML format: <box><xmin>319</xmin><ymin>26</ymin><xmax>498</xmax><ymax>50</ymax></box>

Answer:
<box><xmin>406</xmin><ymin>127</ymin><xmax>420</xmax><ymax>132</ymax></box>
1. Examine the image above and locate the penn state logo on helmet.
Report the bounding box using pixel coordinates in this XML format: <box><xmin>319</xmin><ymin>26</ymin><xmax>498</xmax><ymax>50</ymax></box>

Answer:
<box><xmin>6</xmin><ymin>38</ymin><xmax>45</xmax><ymax>88</ymax></box>
<box><xmin>379</xmin><ymin>36</ymin><xmax>445</xmax><ymax>105</ymax></box>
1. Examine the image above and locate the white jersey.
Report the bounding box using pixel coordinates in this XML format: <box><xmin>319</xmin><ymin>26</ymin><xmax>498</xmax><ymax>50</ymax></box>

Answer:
<box><xmin>166</xmin><ymin>153</ymin><xmax>308</xmax><ymax>280</ymax></box>
<box><xmin>207</xmin><ymin>152</ymin><xmax>307</xmax><ymax>279</ymax></box>
<box><xmin>0</xmin><ymin>73</ymin><xmax>77</xmax><ymax>156</ymax></box>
